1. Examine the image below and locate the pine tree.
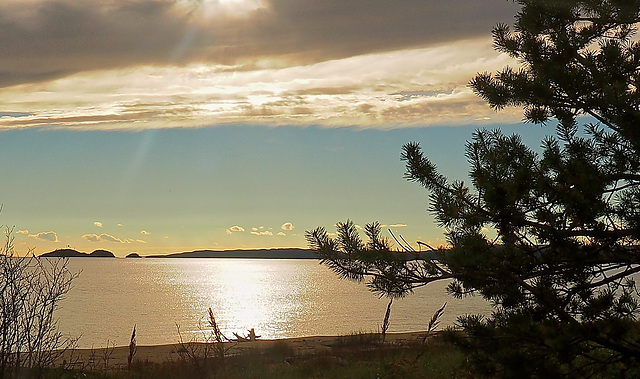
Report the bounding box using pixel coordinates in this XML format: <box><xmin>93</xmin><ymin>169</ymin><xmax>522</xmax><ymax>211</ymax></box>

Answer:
<box><xmin>307</xmin><ymin>1</ymin><xmax>640</xmax><ymax>376</ymax></box>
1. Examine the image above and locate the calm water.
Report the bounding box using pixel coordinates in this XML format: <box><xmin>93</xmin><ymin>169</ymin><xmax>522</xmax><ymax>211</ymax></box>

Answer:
<box><xmin>56</xmin><ymin>258</ymin><xmax>491</xmax><ymax>348</ymax></box>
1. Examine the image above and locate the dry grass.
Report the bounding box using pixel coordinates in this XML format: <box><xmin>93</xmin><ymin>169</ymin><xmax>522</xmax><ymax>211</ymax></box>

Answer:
<box><xmin>25</xmin><ymin>306</ymin><xmax>460</xmax><ymax>378</ymax></box>
<box><xmin>36</xmin><ymin>331</ymin><xmax>466</xmax><ymax>379</ymax></box>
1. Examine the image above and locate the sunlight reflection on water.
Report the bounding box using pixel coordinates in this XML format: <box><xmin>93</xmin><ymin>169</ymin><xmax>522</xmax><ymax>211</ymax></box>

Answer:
<box><xmin>56</xmin><ymin>258</ymin><xmax>491</xmax><ymax>348</ymax></box>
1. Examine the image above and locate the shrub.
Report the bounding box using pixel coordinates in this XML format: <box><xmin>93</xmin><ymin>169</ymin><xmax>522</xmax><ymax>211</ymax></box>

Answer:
<box><xmin>0</xmin><ymin>227</ymin><xmax>77</xmax><ymax>378</ymax></box>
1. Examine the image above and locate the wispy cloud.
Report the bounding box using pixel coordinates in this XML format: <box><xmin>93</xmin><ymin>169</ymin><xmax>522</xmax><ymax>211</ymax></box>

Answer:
<box><xmin>250</xmin><ymin>227</ymin><xmax>273</xmax><ymax>236</ymax></box>
<box><xmin>81</xmin><ymin>233</ymin><xmax>132</xmax><ymax>244</ymax></box>
<box><xmin>226</xmin><ymin>225</ymin><xmax>245</xmax><ymax>235</ymax></box>
<box><xmin>0</xmin><ymin>41</ymin><xmax>518</xmax><ymax>130</ymax></box>
<box><xmin>32</xmin><ymin>231</ymin><xmax>59</xmax><ymax>242</ymax></box>
<box><xmin>16</xmin><ymin>229</ymin><xmax>59</xmax><ymax>242</ymax></box>
<box><xmin>0</xmin><ymin>1</ymin><xmax>522</xmax><ymax>130</ymax></box>
<box><xmin>94</xmin><ymin>221</ymin><xmax>103</xmax><ymax>228</ymax></box>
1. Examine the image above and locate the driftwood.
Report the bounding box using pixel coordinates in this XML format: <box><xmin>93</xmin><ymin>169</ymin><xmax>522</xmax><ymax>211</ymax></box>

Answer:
<box><xmin>233</xmin><ymin>328</ymin><xmax>261</xmax><ymax>342</ymax></box>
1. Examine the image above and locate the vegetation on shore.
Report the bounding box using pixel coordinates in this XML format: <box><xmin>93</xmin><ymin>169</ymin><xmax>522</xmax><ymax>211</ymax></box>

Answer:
<box><xmin>7</xmin><ymin>305</ymin><xmax>461</xmax><ymax>378</ymax></box>
<box><xmin>18</xmin><ymin>332</ymin><xmax>467</xmax><ymax>379</ymax></box>
<box><xmin>0</xmin><ymin>229</ymin><xmax>78</xmax><ymax>379</ymax></box>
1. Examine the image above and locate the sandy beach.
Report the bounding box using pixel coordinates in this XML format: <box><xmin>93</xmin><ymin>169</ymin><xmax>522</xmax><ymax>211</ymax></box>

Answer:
<box><xmin>56</xmin><ymin>331</ymin><xmax>432</xmax><ymax>370</ymax></box>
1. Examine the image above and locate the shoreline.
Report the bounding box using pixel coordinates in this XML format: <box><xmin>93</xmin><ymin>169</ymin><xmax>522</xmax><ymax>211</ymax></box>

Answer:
<box><xmin>56</xmin><ymin>331</ymin><xmax>433</xmax><ymax>369</ymax></box>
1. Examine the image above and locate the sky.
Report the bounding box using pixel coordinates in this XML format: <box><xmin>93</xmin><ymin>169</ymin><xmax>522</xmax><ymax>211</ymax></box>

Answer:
<box><xmin>0</xmin><ymin>0</ymin><xmax>554</xmax><ymax>257</ymax></box>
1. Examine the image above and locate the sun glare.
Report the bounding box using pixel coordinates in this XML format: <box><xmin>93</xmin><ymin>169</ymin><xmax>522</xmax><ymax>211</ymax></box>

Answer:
<box><xmin>183</xmin><ymin>0</ymin><xmax>265</xmax><ymax>17</ymax></box>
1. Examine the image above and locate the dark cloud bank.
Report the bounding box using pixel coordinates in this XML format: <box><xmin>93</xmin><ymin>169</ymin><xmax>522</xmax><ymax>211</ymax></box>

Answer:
<box><xmin>0</xmin><ymin>0</ymin><xmax>519</xmax><ymax>87</ymax></box>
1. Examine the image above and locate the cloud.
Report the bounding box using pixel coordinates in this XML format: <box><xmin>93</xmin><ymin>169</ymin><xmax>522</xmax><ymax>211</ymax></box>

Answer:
<box><xmin>18</xmin><ymin>229</ymin><xmax>59</xmax><ymax>242</ymax></box>
<box><xmin>250</xmin><ymin>227</ymin><xmax>274</xmax><ymax>236</ymax></box>
<box><xmin>0</xmin><ymin>35</ymin><xmax>519</xmax><ymax>130</ymax></box>
<box><xmin>94</xmin><ymin>221</ymin><xmax>103</xmax><ymax>228</ymax></box>
<box><xmin>0</xmin><ymin>0</ymin><xmax>519</xmax><ymax>88</ymax></box>
<box><xmin>281</xmin><ymin>222</ymin><xmax>295</xmax><ymax>231</ymax></box>
<box><xmin>81</xmin><ymin>233</ymin><xmax>131</xmax><ymax>243</ymax></box>
<box><xmin>33</xmin><ymin>231</ymin><xmax>59</xmax><ymax>242</ymax></box>
<box><xmin>226</xmin><ymin>225</ymin><xmax>245</xmax><ymax>235</ymax></box>
<box><xmin>387</xmin><ymin>224</ymin><xmax>408</xmax><ymax>228</ymax></box>
<box><xmin>251</xmin><ymin>231</ymin><xmax>273</xmax><ymax>236</ymax></box>
<box><xmin>277</xmin><ymin>232</ymin><xmax>286</xmax><ymax>237</ymax></box>
<box><xmin>140</xmin><ymin>230</ymin><xmax>149</xmax><ymax>235</ymax></box>
<box><xmin>81</xmin><ymin>234</ymin><xmax>100</xmax><ymax>243</ymax></box>
<box><xmin>117</xmin><ymin>223</ymin><xmax>123</xmax><ymax>227</ymax></box>
<box><xmin>100</xmin><ymin>234</ymin><xmax>129</xmax><ymax>243</ymax></box>
<box><xmin>0</xmin><ymin>1</ymin><xmax>525</xmax><ymax>131</ymax></box>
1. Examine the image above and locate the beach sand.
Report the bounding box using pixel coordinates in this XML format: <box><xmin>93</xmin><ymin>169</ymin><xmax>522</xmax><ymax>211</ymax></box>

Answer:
<box><xmin>56</xmin><ymin>332</ymin><xmax>431</xmax><ymax>370</ymax></box>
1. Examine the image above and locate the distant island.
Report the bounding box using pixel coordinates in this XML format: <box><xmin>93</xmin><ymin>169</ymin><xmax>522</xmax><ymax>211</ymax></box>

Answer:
<box><xmin>39</xmin><ymin>248</ymin><xmax>317</xmax><ymax>259</ymax></box>
<box><xmin>40</xmin><ymin>249</ymin><xmax>116</xmax><ymax>258</ymax></box>
<box><xmin>147</xmin><ymin>248</ymin><xmax>317</xmax><ymax>259</ymax></box>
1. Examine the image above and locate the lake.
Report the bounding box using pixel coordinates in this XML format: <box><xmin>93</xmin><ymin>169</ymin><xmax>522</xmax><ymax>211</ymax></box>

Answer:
<box><xmin>56</xmin><ymin>258</ymin><xmax>491</xmax><ymax>348</ymax></box>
